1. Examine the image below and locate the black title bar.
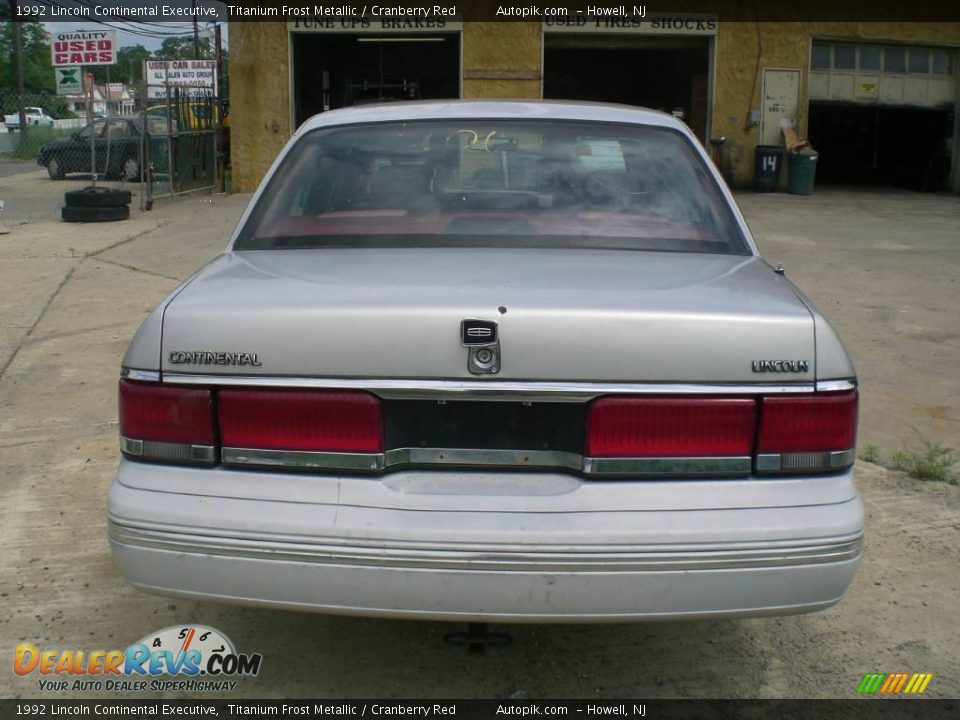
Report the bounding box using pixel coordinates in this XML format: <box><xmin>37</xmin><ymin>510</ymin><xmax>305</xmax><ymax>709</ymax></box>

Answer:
<box><xmin>8</xmin><ymin>0</ymin><xmax>960</xmax><ymax>22</ymax></box>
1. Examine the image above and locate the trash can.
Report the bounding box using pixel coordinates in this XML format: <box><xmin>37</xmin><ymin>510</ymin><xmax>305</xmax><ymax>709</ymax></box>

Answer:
<box><xmin>754</xmin><ymin>146</ymin><xmax>784</xmax><ymax>192</ymax></box>
<box><xmin>788</xmin><ymin>152</ymin><xmax>819</xmax><ymax>195</ymax></box>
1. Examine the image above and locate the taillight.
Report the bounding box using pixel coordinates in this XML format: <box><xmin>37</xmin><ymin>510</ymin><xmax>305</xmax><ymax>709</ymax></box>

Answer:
<box><xmin>218</xmin><ymin>389</ymin><xmax>383</xmax><ymax>453</ymax></box>
<box><xmin>586</xmin><ymin>397</ymin><xmax>756</xmax><ymax>457</ymax></box>
<box><xmin>756</xmin><ymin>390</ymin><xmax>858</xmax><ymax>473</ymax></box>
<box><xmin>758</xmin><ymin>391</ymin><xmax>858</xmax><ymax>453</ymax></box>
<box><xmin>118</xmin><ymin>380</ymin><xmax>215</xmax><ymax>463</ymax></box>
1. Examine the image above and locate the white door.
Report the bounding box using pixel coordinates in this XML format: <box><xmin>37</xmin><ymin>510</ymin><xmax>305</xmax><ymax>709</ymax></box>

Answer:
<box><xmin>760</xmin><ymin>68</ymin><xmax>801</xmax><ymax>146</ymax></box>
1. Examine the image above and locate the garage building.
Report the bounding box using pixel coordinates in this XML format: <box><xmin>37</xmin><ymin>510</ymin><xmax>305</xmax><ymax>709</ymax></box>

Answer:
<box><xmin>228</xmin><ymin>14</ymin><xmax>960</xmax><ymax>193</ymax></box>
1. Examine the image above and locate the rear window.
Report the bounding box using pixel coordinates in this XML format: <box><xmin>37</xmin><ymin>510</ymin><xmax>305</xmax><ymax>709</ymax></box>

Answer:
<box><xmin>235</xmin><ymin>120</ymin><xmax>748</xmax><ymax>255</ymax></box>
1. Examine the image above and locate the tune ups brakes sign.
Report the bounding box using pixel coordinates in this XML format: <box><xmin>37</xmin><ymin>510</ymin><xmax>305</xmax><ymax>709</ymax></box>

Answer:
<box><xmin>13</xmin><ymin>625</ymin><xmax>262</xmax><ymax>693</ymax></box>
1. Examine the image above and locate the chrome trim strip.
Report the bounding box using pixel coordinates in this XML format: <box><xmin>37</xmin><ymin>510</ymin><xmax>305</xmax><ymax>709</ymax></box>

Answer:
<box><xmin>830</xmin><ymin>449</ymin><xmax>858</xmax><ymax>468</ymax></box>
<box><xmin>159</xmin><ymin>373</ymin><xmax>816</xmax><ymax>400</ymax></box>
<box><xmin>121</xmin><ymin>436</ymin><xmax>215</xmax><ymax>464</ymax></box>
<box><xmin>222</xmin><ymin>448</ymin><xmax>384</xmax><ymax>471</ymax></box>
<box><xmin>121</xmin><ymin>368</ymin><xmax>161</xmax><ymax>382</ymax></box>
<box><xmin>220</xmin><ymin>446</ymin><xmax>752</xmax><ymax>477</ymax></box>
<box><xmin>755</xmin><ymin>454</ymin><xmax>782</xmax><ymax>472</ymax></box>
<box><xmin>385</xmin><ymin>447</ymin><xmax>583</xmax><ymax>470</ymax></box>
<box><xmin>815</xmin><ymin>380</ymin><xmax>857</xmax><ymax>392</ymax></box>
<box><xmin>756</xmin><ymin>449</ymin><xmax>856</xmax><ymax>473</ymax></box>
<box><xmin>120</xmin><ymin>437</ymin><xmax>143</xmax><ymax>456</ymax></box>
<box><xmin>583</xmin><ymin>456</ymin><xmax>752</xmax><ymax>477</ymax></box>
<box><xmin>108</xmin><ymin>521</ymin><xmax>864</xmax><ymax>572</ymax></box>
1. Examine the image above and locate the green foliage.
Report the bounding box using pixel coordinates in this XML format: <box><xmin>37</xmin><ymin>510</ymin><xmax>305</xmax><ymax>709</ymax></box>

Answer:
<box><xmin>7</xmin><ymin>125</ymin><xmax>73</xmax><ymax>159</ymax></box>
<box><xmin>859</xmin><ymin>444</ymin><xmax>882</xmax><ymax>464</ymax></box>
<box><xmin>0</xmin><ymin>21</ymin><xmax>56</xmax><ymax>94</ymax></box>
<box><xmin>88</xmin><ymin>45</ymin><xmax>153</xmax><ymax>86</ymax></box>
<box><xmin>156</xmin><ymin>36</ymin><xmax>213</xmax><ymax>61</ymax></box>
<box><xmin>892</xmin><ymin>442</ymin><xmax>957</xmax><ymax>485</ymax></box>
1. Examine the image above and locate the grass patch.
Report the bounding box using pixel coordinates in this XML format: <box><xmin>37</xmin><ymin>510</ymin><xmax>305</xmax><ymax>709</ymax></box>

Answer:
<box><xmin>5</xmin><ymin>126</ymin><xmax>74</xmax><ymax>160</ymax></box>
<box><xmin>891</xmin><ymin>442</ymin><xmax>957</xmax><ymax>485</ymax></box>
<box><xmin>859</xmin><ymin>444</ymin><xmax>882</xmax><ymax>464</ymax></box>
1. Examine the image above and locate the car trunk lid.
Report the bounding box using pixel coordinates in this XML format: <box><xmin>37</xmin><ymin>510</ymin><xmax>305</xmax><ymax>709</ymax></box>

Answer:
<box><xmin>159</xmin><ymin>248</ymin><xmax>815</xmax><ymax>384</ymax></box>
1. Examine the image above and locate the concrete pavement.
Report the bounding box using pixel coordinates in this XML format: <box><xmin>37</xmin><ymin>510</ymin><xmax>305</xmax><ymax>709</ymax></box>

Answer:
<box><xmin>1</xmin><ymin>188</ymin><xmax>957</xmax><ymax>700</ymax></box>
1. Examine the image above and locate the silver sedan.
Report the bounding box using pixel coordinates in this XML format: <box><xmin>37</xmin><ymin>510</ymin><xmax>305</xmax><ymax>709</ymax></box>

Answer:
<box><xmin>109</xmin><ymin>101</ymin><xmax>862</xmax><ymax>622</ymax></box>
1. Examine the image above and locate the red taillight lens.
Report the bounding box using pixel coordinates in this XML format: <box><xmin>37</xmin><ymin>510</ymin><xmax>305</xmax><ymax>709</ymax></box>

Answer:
<box><xmin>218</xmin><ymin>389</ymin><xmax>383</xmax><ymax>453</ymax></box>
<box><xmin>119</xmin><ymin>380</ymin><xmax>214</xmax><ymax>445</ymax></box>
<box><xmin>758</xmin><ymin>391</ymin><xmax>858</xmax><ymax>452</ymax></box>
<box><xmin>586</xmin><ymin>397</ymin><xmax>756</xmax><ymax>457</ymax></box>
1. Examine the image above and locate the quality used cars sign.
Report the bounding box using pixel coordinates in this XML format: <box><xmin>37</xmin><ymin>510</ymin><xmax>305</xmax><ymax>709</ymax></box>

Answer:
<box><xmin>51</xmin><ymin>29</ymin><xmax>117</xmax><ymax>66</ymax></box>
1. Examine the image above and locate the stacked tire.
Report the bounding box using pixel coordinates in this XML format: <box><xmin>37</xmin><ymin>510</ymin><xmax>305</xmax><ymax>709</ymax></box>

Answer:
<box><xmin>62</xmin><ymin>187</ymin><xmax>132</xmax><ymax>223</ymax></box>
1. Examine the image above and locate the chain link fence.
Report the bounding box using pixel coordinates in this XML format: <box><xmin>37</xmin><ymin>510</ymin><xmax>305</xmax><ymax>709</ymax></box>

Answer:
<box><xmin>0</xmin><ymin>90</ymin><xmax>145</xmax><ymax>227</ymax></box>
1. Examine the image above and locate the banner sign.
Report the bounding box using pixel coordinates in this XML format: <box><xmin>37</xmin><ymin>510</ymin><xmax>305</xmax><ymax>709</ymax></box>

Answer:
<box><xmin>51</xmin><ymin>29</ymin><xmax>117</xmax><ymax>66</ymax></box>
<box><xmin>145</xmin><ymin>60</ymin><xmax>218</xmax><ymax>99</ymax></box>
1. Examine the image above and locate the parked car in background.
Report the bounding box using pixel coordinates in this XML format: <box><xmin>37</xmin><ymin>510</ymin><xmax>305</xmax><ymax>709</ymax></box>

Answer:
<box><xmin>110</xmin><ymin>100</ymin><xmax>862</xmax><ymax>623</ymax></box>
<box><xmin>36</xmin><ymin>116</ymin><xmax>169</xmax><ymax>181</ymax></box>
<box><xmin>4</xmin><ymin>106</ymin><xmax>54</xmax><ymax>131</ymax></box>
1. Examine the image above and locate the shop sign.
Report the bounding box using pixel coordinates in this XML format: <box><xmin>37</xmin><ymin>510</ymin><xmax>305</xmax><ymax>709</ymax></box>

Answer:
<box><xmin>543</xmin><ymin>14</ymin><xmax>718</xmax><ymax>36</ymax></box>
<box><xmin>146</xmin><ymin>60</ymin><xmax>217</xmax><ymax>99</ymax></box>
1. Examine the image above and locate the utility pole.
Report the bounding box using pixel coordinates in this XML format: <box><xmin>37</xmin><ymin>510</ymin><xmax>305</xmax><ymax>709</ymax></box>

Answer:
<box><xmin>214</xmin><ymin>24</ymin><xmax>225</xmax><ymax>193</ymax></box>
<box><xmin>11</xmin><ymin>18</ymin><xmax>27</xmax><ymax>135</ymax></box>
<box><xmin>192</xmin><ymin>0</ymin><xmax>201</xmax><ymax>59</ymax></box>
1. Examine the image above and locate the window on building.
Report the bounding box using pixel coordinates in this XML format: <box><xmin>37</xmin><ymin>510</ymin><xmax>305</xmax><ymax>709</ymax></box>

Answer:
<box><xmin>811</xmin><ymin>44</ymin><xmax>831</xmax><ymax>70</ymax></box>
<box><xmin>908</xmin><ymin>49</ymin><xmax>930</xmax><ymax>74</ymax></box>
<box><xmin>834</xmin><ymin>45</ymin><xmax>856</xmax><ymax>69</ymax></box>
<box><xmin>859</xmin><ymin>45</ymin><xmax>881</xmax><ymax>71</ymax></box>
<box><xmin>884</xmin><ymin>47</ymin><xmax>906</xmax><ymax>73</ymax></box>
<box><xmin>931</xmin><ymin>49</ymin><xmax>953</xmax><ymax>75</ymax></box>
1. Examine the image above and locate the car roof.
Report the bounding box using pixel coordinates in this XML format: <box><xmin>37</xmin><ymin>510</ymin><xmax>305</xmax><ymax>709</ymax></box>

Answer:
<box><xmin>296</xmin><ymin>100</ymin><xmax>689</xmax><ymax>134</ymax></box>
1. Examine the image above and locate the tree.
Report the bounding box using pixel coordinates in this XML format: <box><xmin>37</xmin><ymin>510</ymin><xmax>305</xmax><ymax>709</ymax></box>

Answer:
<box><xmin>88</xmin><ymin>44</ymin><xmax>152</xmax><ymax>86</ymax></box>
<box><xmin>0</xmin><ymin>21</ymin><xmax>56</xmax><ymax>94</ymax></box>
<box><xmin>155</xmin><ymin>36</ymin><xmax>212</xmax><ymax>61</ymax></box>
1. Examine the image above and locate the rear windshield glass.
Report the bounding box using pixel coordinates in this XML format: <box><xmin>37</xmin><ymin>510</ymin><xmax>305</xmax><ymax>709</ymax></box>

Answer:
<box><xmin>235</xmin><ymin>120</ymin><xmax>749</xmax><ymax>254</ymax></box>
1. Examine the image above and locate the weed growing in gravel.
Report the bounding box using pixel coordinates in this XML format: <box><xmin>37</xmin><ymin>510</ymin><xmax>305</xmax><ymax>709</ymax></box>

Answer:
<box><xmin>859</xmin><ymin>444</ymin><xmax>882</xmax><ymax>464</ymax></box>
<box><xmin>891</xmin><ymin>442</ymin><xmax>957</xmax><ymax>485</ymax></box>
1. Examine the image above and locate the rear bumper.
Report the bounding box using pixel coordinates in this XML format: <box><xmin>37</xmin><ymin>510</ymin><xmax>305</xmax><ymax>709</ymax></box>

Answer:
<box><xmin>108</xmin><ymin>460</ymin><xmax>864</xmax><ymax>622</ymax></box>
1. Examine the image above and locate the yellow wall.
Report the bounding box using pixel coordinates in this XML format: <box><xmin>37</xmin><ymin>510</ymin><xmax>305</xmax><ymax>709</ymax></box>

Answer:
<box><xmin>229</xmin><ymin>23</ymin><xmax>290</xmax><ymax>193</ymax></box>
<box><xmin>229</xmin><ymin>20</ymin><xmax>960</xmax><ymax>191</ymax></box>
<box><xmin>462</xmin><ymin>23</ymin><xmax>542</xmax><ymax>100</ymax></box>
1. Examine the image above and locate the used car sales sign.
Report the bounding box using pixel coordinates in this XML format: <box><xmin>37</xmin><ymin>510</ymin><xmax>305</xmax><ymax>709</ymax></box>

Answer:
<box><xmin>51</xmin><ymin>30</ymin><xmax>117</xmax><ymax>66</ymax></box>
<box><xmin>146</xmin><ymin>60</ymin><xmax>217</xmax><ymax>99</ymax></box>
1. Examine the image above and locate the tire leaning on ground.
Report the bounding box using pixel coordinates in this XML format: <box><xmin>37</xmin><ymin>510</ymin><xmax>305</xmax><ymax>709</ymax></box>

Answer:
<box><xmin>64</xmin><ymin>186</ymin><xmax>132</xmax><ymax>208</ymax></box>
<box><xmin>61</xmin><ymin>205</ymin><xmax>130</xmax><ymax>223</ymax></box>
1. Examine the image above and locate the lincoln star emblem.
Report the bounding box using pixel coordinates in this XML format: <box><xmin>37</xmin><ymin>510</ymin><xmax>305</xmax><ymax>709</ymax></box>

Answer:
<box><xmin>460</xmin><ymin>319</ymin><xmax>498</xmax><ymax>346</ymax></box>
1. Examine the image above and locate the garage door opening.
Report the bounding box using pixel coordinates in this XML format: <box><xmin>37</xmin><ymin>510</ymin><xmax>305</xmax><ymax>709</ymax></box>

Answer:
<box><xmin>809</xmin><ymin>104</ymin><xmax>954</xmax><ymax>192</ymax></box>
<box><xmin>543</xmin><ymin>35</ymin><xmax>710</xmax><ymax>141</ymax></box>
<box><xmin>807</xmin><ymin>41</ymin><xmax>956</xmax><ymax>192</ymax></box>
<box><xmin>292</xmin><ymin>33</ymin><xmax>460</xmax><ymax>126</ymax></box>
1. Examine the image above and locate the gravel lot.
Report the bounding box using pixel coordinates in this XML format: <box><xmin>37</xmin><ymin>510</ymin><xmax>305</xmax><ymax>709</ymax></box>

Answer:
<box><xmin>1</xmin><ymin>189</ymin><xmax>957</xmax><ymax>700</ymax></box>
